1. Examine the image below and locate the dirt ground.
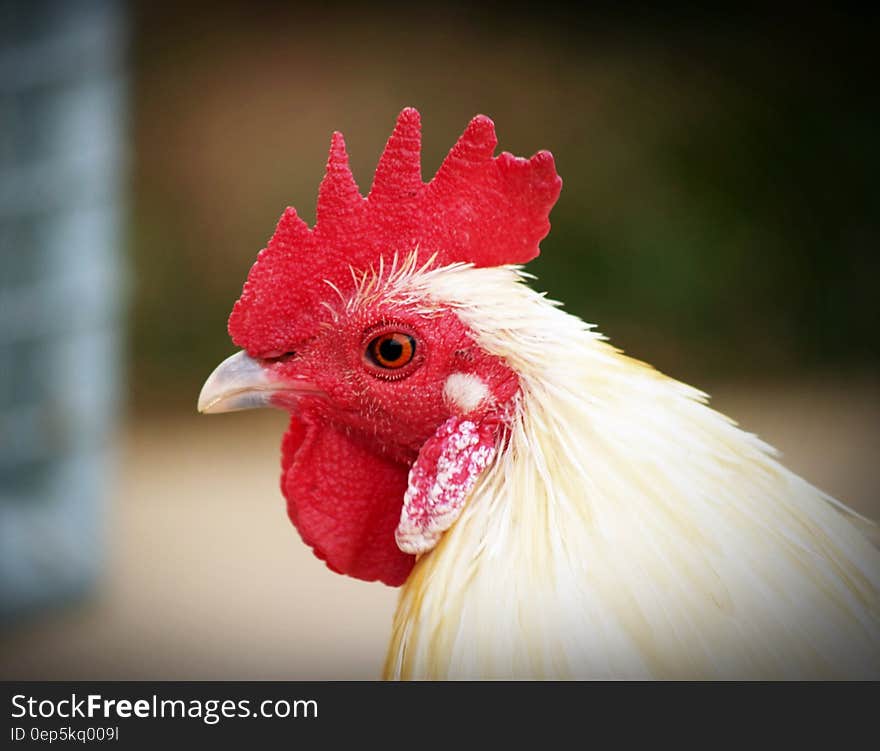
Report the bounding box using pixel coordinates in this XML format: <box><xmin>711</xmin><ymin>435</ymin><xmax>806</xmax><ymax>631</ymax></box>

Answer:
<box><xmin>1</xmin><ymin>377</ymin><xmax>878</xmax><ymax>679</ymax></box>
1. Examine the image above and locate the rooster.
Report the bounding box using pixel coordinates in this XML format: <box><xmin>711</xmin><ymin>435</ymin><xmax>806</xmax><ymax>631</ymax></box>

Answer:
<box><xmin>198</xmin><ymin>108</ymin><xmax>880</xmax><ymax>679</ymax></box>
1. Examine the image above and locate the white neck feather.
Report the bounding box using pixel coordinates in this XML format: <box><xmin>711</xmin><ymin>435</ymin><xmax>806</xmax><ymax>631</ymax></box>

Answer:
<box><xmin>383</xmin><ymin>264</ymin><xmax>880</xmax><ymax>679</ymax></box>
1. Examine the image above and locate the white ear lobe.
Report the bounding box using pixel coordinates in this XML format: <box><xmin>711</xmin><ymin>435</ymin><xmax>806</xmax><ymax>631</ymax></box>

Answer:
<box><xmin>395</xmin><ymin>415</ymin><xmax>498</xmax><ymax>555</ymax></box>
<box><xmin>443</xmin><ymin>372</ymin><xmax>490</xmax><ymax>414</ymax></box>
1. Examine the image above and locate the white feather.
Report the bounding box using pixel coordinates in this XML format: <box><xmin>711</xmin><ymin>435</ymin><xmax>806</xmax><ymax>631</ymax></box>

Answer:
<box><xmin>382</xmin><ymin>263</ymin><xmax>880</xmax><ymax>679</ymax></box>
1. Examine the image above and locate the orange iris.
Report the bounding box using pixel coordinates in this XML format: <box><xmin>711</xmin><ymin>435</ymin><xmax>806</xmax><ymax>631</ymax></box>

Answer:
<box><xmin>367</xmin><ymin>332</ymin><xmax>416</xmax><ymax>369</ymax></box>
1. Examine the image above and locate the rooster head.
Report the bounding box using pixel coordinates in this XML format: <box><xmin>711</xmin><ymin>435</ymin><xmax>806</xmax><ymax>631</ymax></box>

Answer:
<box><xmin>198</xmin><ymin>108</ymin><xmax>561</xmax><ymax>585</ymax></box>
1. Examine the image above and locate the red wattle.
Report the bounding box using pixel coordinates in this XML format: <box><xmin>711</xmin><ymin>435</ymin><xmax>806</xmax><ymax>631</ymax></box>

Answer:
<box><xmin>280</xmin><ymin>415</ymin><xmax>415</xmax><ymax>587</ymax></box>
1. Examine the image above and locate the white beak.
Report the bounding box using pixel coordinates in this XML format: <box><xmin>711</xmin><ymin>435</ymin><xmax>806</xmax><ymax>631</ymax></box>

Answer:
<box><xmin>198</xmin><ymin>350</ymin><xmax>283</xmax><ymax>414</ymax></box>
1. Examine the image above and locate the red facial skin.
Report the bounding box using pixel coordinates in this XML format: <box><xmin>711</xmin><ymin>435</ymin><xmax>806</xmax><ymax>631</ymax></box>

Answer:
<box><xmin>263</xmin><ymin>301</ymin><xmax>518</xmax><ymax>586</ymax></box>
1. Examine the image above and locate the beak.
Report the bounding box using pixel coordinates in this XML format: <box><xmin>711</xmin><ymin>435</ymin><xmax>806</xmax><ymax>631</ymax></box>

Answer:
<box><xmin>198</xmin><ymin>350</ymin><xmax>320</xmax><ymax>414</ymax></box>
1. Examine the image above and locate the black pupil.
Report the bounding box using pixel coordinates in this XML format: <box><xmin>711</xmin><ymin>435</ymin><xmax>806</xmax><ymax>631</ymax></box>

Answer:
<box><xmin>379</xmin><ymin>337</ymin><xmax>404</xmax><ymax>362</ymax></box>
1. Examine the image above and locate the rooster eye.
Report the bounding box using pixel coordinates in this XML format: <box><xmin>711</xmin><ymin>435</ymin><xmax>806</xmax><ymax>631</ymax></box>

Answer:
<box><xmin>366</xmin><ymin>332</ymin><xmax>416</xmax><ymax>370</ymax></box>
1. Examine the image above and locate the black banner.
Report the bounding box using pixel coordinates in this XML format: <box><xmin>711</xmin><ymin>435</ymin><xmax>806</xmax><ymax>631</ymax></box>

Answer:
<box><xmin>1</xmin><ymin>681</ymin><xmax>874</xmax><ymax>746</ymax></box>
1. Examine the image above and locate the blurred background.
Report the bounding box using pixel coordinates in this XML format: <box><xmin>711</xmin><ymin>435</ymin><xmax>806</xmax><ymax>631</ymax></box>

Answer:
<box><xmin>1</xmin><ymin>1</ymin><xmax>877</xmax><ymax>678</ymax></box>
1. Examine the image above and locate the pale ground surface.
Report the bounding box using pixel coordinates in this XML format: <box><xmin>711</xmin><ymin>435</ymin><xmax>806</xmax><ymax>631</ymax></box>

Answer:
<box><xmin>1</xmin><ymin>377</ymin><xmax>878</xmax><ymax>679</ymax></box>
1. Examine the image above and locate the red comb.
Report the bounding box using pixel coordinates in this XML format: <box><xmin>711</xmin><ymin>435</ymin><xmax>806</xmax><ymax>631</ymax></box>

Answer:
<box><xmin>229</xmin><ymin>107</ymin><xmax>562</xmax><ymax>355</ymax></box>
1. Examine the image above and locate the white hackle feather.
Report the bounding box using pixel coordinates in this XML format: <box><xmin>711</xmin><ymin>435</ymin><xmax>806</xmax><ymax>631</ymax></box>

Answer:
<box><xmin>379</xmin><ymin>261</ymin><xmax>880</xmax><ymax>680</ymax></box>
